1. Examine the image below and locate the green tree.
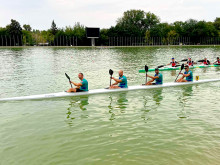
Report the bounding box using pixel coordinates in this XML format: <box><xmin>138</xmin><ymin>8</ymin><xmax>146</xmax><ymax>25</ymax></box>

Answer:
<box><xmin>167</xmin><ymin>30</ymin><xmax>179</xmax><ymax>44</ymax></box>
<box><xmin>149</xmin><ymin>23</ymin><xmax>171</xmax><ymax>37</ymax></box>
<box><xmin>6</xmin><ymin>19</ymin><xmax>22</xmax><ymax>45</ymax></box>
<box><xmin>22</xmin><ymin>30</ymin><xmax>33</xmax><ymax>45</ymax></box>
<box><xmin>6</xmin><ymin>19</ymin><xmax>22</xmax><ymax>35</ymax></box>
<box><xmin>144</xmin><ymin>12</ymin><xmax>160</xmax><ymax>30</ymax></box>
<box><xmin>99</xmin><ymin>28</ymin><xmax>109</xmax><ymax>46</ymax></box>
<box><xmin>23</xmin><ymin>24</ymin><xmax>32</xmax><ymax>31</ymax></box>
<box><xmin>50</xmin><ymin>20</ymin><xmax>58</xmax><ymax>35</ymax></box>
<box><xmin>116</xmin><ymin>9</ymin><xmax>160</xmax><ymax>36</ymax></box>
<box><xmin>213</xmin><ymin>17</ymin><xmax>220</xmax><ymax>31</ymax></box>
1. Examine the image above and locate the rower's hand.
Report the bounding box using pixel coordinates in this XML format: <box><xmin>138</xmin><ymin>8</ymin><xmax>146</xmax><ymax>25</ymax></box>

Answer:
<box><xmin>111</xmin><ymin>77</ymin><xmax>114</xmax><ymax>80</ymax></box>
<box><xmin>179</xmin><ymin>73</ymin><xmax>183</xmax><ymax>75</ymax></box>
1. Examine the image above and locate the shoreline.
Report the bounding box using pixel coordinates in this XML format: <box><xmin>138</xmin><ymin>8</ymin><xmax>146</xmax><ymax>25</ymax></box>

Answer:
<box><xmin>0</xmin><ymin>45</ymin><xmax>220</xmax><ymax>49</ymax></box>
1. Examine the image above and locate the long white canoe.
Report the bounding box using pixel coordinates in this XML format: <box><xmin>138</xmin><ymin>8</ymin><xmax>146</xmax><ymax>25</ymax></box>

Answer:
<box><xmin>1</xmin><ymin>79</ymin><xmax>220</xmax><ymax>101</ymax></box>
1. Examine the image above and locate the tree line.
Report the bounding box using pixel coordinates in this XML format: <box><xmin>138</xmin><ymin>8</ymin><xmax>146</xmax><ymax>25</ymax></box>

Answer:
<box><xmin>0</xmin><ymin>9</ymin><xmax>220</xmax><ymax>46</ymax></box>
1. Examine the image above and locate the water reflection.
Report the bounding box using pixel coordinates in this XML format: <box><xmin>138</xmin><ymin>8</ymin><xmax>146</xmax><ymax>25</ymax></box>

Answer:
<box><xmin>66</xmin><ymin>96</ymin><xmax>89</xmax><ymax>122</ymax></box>
<box><xmin>152</xmin><ymin>89</ymin><xmax>163</xmax><ymax>106</ymax></box>
<box><xmin>177</xmin><ymin>86</ymin><xmax>193</xmax><ymax>119</ymax></box>
<box><xmin>108</xmin><ymin>92</ymin><xmax>128</xmax><ymax>121</ymax></box>
<box><xmin>141</xmin><ymin>89</ymin><xmax>163</xmax><ymax>122</ymax></box>
<box><xmin>170</xmin><ymin>70</ymin><xmax>177</xmax><ymax>76</ymax></box>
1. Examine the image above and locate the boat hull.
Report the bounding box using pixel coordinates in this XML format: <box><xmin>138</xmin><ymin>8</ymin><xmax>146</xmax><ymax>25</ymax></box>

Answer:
<box><xmin>139</xmin><ymin>64</ymin><xmax>220</xmax><ymax>73</ymax></box>
<box><xmin>0</xmin><ymin>79</ymin><xmax>220</xmax><ymax>101</ymax></box>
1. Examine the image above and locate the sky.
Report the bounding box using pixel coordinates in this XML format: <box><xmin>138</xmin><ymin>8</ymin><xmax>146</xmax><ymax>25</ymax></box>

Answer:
<box><xmin>0</xmin><ymin>0</ymin><xmax>219</xmax><ymax>30</ymax></box>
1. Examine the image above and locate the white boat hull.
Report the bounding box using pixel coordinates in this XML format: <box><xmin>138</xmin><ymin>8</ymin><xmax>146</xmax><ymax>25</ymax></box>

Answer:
<box><xmin>1</xmin><ymin>79</ymin><xmax>220</xmax><ymax>101</ymax></box>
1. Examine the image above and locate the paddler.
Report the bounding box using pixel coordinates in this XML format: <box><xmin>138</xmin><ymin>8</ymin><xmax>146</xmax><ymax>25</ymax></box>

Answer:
<box><xmin>185</xmin><ymin>57</ymin><xmax>196</xmax><ymax>66</ymax></box>
<box><xmin>110</xmin><ymin>70</ymin><xmax>128</xmax><ymax>89</ymax></box>
<box><xmin>67</xmin><ymin>73</ymin><xmax>88</xmax><ymax>92</ymax></box>
<box><xmin>145</xmin><ymin>68</ymin><xmax>163</xmax><ymax>85</ymax></box>
<box><xmin>167</xmin><ymin>58</ymin><xmax>179</xmax><ymax>67</ymax></box>
<box><xmin>177</xmin><ymin>65</ymin><xmax>193</xmax><ymax>82</ymax></box>
<box><xmin>213</xmin><ymin>57</ymin><xmax>220</xmax><ymax>64</ymax></box>
<box><xmin>200</xmin><ymin>58</ymin><xmax>210</xmax><ymax>65</ymax></box>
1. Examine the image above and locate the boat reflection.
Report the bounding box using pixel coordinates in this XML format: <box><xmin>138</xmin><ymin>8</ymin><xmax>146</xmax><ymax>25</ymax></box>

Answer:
<box><xmin>141</xmin><ymin>89</ymin><xmax>163</xmax><ymax>122</ymax></box>
<box><xmin>177</xmin><ymin>86</ymin><xmax>193</xmax><ymax>119</ymax></box>
<box><xmin>66</xmin><ymin>96</ymin><xmax>89</xmax><ymax>122</ymax></box>
<box><xmin>108</xmin><ymin>92</ymin><xmax>128</xmax><ymax>121</ymax></box>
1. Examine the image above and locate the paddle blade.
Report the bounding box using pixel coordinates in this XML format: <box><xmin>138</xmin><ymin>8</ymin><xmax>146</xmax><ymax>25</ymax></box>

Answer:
<box><xmin>181</xmin><ymin>59</ymin><xmax>188</xmax><ymax>62</ymax></box>
<box><xmin>145</xmin><ymin>65</ymin><xmax>148</xmax><ymax>72</ymax></box>
<box><xmin>180</xmin><ymin>63</ymin><xmax>184</xmax><ymax>70</ymax></box>
<box><xmin>109</xmin><ymin>69</ymin><xmax>113</xmax><ymax>76</ymax></box>
<box><xmin>65</xmin><ymin>73</ymin><xmax>70</xmax><ymax>80</ymax></box>
<box><xmin>157</xmin><ymin>65</ymin><xmax>165</xmax><ymax>68</ymax></box>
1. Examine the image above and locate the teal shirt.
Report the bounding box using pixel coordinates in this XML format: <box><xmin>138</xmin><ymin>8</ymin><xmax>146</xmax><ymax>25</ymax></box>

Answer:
<box><xmin>80</xmin><ymin>78</ymin><xmax>88</xmax><ymax>91</ymax></box>
<box><xmin>154</xmin><ymin>73</ymin><xmax>163</xmax><ymax>84</ymax></box>
<box><xmin>119</xmin><ymin>75</ymin><xmax>128</xmax><ymax>88</ymax></box>
<box><xmin>184</xmin><ymin>70</ymin><xmax>193</xmax><ymax>81</ymax></box>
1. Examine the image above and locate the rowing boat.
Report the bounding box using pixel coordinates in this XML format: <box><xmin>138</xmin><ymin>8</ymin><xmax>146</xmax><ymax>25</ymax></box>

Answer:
<box><xmin>139</xmin><ymin>64</ymin><xmax>220</xmax><ymax>73</ymax></box>
<box><xmin>0</xmin><ymin>79</ymin><xmax>220</xmax><ymax>101</ymax></box>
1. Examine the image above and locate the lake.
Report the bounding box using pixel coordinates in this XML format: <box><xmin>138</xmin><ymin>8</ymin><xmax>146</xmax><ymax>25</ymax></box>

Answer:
<box><xmin>1</xmin><ymin>46</ymin><xmax>220</xmax><ymax>165</ymax></box>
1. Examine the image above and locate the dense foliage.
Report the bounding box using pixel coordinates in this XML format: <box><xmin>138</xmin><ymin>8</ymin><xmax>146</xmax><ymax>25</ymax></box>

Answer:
<box><xmin>0</xmin><ymin>10</ymin><xmax>219</xmax><ymax>46</ymax></box>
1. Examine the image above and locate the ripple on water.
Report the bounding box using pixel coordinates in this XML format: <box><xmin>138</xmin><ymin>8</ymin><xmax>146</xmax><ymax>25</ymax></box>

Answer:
<box><xmin>1</xmin><ymin>47</ymin><xmax>220</xmax><ymax>164</ymax></box>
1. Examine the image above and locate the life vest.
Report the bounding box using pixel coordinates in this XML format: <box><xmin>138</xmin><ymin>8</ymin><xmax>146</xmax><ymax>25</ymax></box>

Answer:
<box><xmin>187</xmin><ymin>61</ymin><xmax>193</xmax><ymax>66</ymax></box>
<box><xmin>217</xmin><ymin>60</ymin><xmax>220</xmax><ymax>64</ymax></box>
<box><xmin>171</xmin><ymin>61</ymin><xmax>177</xmax><ymax>67</ymax></box>
<box><xmin>203</xmin><ymin>60</ymin><xmax>209</xmax><ymax>65</ymax></box>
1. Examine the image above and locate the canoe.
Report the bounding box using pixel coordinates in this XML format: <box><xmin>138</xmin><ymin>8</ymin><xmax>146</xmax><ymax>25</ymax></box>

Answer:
<box><xmin>139</xmin><ymin>64</ymin><xmax>220</xmax><ymax>73</ymax></box>
<box><xmin>0</xmin><ymin>79</ymin><xmax>220</xmax><ymax>101</ymax></box>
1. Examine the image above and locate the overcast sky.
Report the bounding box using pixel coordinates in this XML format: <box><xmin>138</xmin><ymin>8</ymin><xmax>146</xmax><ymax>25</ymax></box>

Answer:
<box><xmin>0</xmin><ymin>0</ymin><xmax>219</xmax><ymax>30</ymax></box>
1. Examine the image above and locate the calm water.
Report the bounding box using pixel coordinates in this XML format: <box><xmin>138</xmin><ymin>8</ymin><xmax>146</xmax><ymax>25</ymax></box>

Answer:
<box><xmin>1</xmin><ymin>46</ymin><xmax>220</xmax><ymax>165</ymax></box>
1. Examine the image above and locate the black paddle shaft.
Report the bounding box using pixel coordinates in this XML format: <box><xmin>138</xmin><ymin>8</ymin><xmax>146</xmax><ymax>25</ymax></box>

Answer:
<box><xmin>174</xmin><ymin>64</ymin><xmax>184</xmax><ymax>82</ymax></box>
<box><xmin>65</xmin><ymin>73</ymin><xmax>73</xmax><ymax>88</ymax></box>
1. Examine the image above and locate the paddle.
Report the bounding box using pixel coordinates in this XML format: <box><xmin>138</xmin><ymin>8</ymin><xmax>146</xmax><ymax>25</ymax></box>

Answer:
<box><xmin>145</xmin><ymin>65</ymin><xmax>148</xmax><ymax>84</ymax></box>
<box><xmin>65</xmin><ymin>73</ymin><xmax>73</xmax><ymax>88</ymax></box>
<box><xmin>180</xmin><ymin>59</ymin><xmax>188</xmax><ymax>62</ymax></box>
<box><xmin>157</xmin><ymin>59</ymin><xmax>187</xmax><ymax>69</ymax></box>
<box><xmin>158</xmin><ymin>65</ymin><xmax>165</xmax><ymax>68</ymax></box>
<box><xmin>174</xmin><ymin>64</ymin><xmax>184</xmax><ymax>82</ymax></box>
<box><xmin>198</xmin><ymin>60</ymin><xmax>210</xmax><ymax>65</ymax></box>
<box><xmin>109</xmin><ymin>69</ymin><xmax>114</xmax><ymax>86</ymax></box>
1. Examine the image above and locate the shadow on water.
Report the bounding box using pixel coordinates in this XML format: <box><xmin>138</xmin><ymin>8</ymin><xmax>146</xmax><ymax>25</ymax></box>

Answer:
<box><xmin>108</xmin><ymin>92</ymin><xmax>128</xmax><ymax>121</ymax></box>
<box><xmin>177</xmin><ymin>86</ymin><xmax>193</xmax><ymax>119</ymax></box>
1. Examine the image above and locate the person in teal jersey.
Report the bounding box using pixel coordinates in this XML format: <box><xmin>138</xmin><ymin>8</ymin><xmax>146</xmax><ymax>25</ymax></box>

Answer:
<box><xmin>177</xmin><ymin>65</ymin><xmax>193</xmax><ymax>82</ymax></box>
<box><xmin>110</xmin><ymin>70</ymin><xmax>128</xmax><ymax>89</ymax></box>
<box><xmin>67</xmin><ymin>73</ymin><xmax>88</xmax><ymax>92</ymax></box>
<box><xmin>145</xmin><ymin>68</ymin><xmax>163</xmax><ymax>85</ymax></box>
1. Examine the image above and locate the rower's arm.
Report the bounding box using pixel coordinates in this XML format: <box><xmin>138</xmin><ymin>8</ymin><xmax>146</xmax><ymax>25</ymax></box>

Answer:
<box><xmin>71</xmin><ymin>81</ymin><xmax>82</xmax><ymax>86</ymax></box>
<box><xmin>112</xmin><ymin>77</ymin><xmax>122</xmax><ymax>83</ymax></box>
<box><xmin>183</xmin><ymin>73</ymin><xmax>190</xmax><ymax>77</ymax></box>
<box><xmin>147</xmin><ymin>75</ymin><xmax>158</xmax><ymax>80</ymax></box>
